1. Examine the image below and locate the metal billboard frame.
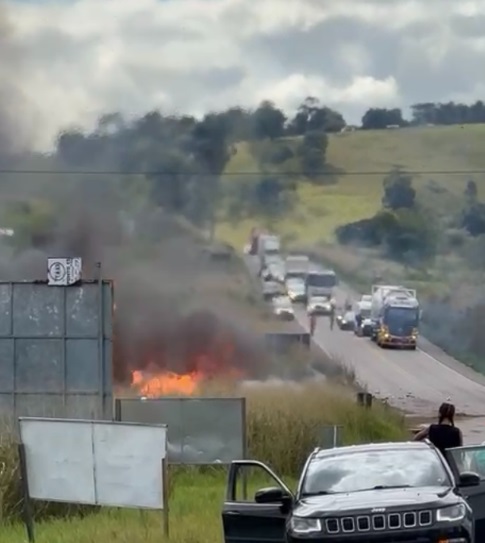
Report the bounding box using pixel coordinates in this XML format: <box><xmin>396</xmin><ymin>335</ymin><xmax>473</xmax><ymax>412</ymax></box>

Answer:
<box><xmin>114</xmin><ymin>396</ymin><xmax>247</xmax><ymax>465</ymax></box>
<box><xmin>0</xmin><ymin>275</ymin><xmax>114</xmax><ymax>427</ymax></box>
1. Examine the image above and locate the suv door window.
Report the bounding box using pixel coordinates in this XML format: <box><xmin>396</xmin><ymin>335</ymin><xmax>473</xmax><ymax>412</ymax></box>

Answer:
<box><xmin>446</xmin><ymin>445</ymin><xmax>485</xmax><ymax>541</ymax></box>
<box><xmin>222</xmin><ymin>460</ymin><xmax>293</xmax><ymax>543</ymax></box>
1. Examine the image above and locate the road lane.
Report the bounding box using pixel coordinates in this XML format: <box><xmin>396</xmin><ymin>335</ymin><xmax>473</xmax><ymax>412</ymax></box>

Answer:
<box><xmin>245</xmin><ymin>253</ymin><xmax>485</xmax><ymax>424</ymax></box>
<box><xmin>294</xmin><ymin>305</ymin><xmax>485</xmax><ymax>416</ymax></box>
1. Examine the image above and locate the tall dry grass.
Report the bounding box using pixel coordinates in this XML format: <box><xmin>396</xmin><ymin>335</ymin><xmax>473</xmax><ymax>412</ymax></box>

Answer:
<box><xmin>0</xmin><ymin>379</ymin><xmax>406</xmax><ymax>524</ymax></box>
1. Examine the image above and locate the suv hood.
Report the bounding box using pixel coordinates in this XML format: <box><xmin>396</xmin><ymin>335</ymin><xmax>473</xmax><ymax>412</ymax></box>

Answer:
<box><xmin>295</xmin><ymin>487</ymin><xmax>453</xmax><ymax>516</ymax></box>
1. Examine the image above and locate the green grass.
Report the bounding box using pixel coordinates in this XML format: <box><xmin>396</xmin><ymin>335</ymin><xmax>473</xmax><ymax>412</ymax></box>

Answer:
<box><xmin>1</xmin><ymin>380</ymin><xmax>407</xmax><ymax>542</ymax></box>
<box><xmin>1</xmin><ymin>469</ymin><xmax>295</xmax><ymax>543</ymax></box>
<box><xmin>217</xmin><ymin>124</ymin><xmax>485</xmax><ymax>248</ymax></box>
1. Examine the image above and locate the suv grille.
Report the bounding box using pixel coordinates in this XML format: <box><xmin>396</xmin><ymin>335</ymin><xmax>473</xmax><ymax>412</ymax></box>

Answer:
<box><xmin>325</xmin><ymin>510</ymin><xmax>433</xmax><ymax>534</ymax></box>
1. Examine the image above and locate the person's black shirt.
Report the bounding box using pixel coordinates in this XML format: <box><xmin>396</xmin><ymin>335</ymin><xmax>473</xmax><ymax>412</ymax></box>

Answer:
<box><xmin>428</xmin><ymin>423</ymin><xmax>462</xmax><ymax>456</ymax></box>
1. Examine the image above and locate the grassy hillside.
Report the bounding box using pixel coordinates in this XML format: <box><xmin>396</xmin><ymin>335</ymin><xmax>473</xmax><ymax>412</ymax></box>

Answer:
<box><xmin>217</xmin><ymin>124</ymin><xmax>485</xmax><ymax>248</ymax></box>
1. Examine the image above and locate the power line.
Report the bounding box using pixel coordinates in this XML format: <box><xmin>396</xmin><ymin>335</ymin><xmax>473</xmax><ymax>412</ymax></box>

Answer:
<box><xmin>0</xmin><ymin>169</ymin><xmax>484</xmax><ymax>176</ymax></box>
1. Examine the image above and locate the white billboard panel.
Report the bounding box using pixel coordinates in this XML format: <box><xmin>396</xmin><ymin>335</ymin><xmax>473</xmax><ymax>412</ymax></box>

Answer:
<box><xmin>19</xmin><ymin>417</ymin><xmax>167</xmax><ymax>509</ymax></box>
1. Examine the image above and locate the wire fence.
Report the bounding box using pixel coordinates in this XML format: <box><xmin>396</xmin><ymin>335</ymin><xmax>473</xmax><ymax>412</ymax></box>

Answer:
<box><xmin>0</xmin><ymin>169</ymin><xmax>484</xmax><ymax>177</ymax></box>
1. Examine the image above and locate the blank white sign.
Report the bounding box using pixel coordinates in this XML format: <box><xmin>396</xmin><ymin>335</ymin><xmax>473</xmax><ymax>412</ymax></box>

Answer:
<box><xmin>19</xmin><ymin>418</ymin><xmax>167</xmax><ymax>509</ymax></box>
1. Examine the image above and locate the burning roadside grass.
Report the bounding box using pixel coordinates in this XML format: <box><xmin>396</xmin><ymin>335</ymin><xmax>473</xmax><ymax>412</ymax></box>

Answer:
<box><xmin>113</xmin><ymin>305</ymin><xmax>273</xmax><ymax>396</ymax></box>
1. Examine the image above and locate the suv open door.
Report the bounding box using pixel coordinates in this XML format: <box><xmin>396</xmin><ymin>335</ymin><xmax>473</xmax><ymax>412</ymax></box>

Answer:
<box><xmin>445</xmin><ymin>445</ymin><xmax>485</xmax><ymax>541</ymax></box>
<box><xmin>222</xmin><ymin>460</ymin><xmax>293</xmax><ymax>543</ymax></box>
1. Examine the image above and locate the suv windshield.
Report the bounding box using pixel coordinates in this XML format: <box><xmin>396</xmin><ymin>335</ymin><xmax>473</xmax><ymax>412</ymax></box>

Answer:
<box><xmin>302</xmin><ymin>448</ymin><xmax>450</xmax><ymax>495</ymax></box>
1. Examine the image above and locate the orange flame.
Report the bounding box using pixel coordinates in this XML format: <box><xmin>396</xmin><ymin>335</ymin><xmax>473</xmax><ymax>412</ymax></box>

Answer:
<box><xmin>131</xmin><ymin>369</ymin><xmax>203</xmax><ymax>397</ymax></box>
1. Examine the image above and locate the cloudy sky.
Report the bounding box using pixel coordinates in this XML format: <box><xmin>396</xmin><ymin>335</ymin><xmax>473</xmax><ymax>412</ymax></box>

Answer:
<box><xmin>2</xmin><ymin>0</ymin><xmax>485</xmax><ymax>150</ymax></box>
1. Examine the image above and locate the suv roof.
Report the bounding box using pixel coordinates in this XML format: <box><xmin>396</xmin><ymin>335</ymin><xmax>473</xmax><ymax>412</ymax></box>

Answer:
<box><xmin>311</xmin><ymin>441</ymin><xmax>432</xmax><ymax>460</ymax></box>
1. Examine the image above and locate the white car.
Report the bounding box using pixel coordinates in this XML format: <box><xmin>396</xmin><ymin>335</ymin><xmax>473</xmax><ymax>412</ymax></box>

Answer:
<box><xmin>285</xmin><ymin>278</ymin><xmax>306</xmax><ymax>303</ymax></box>
<box><xmin>272</xmin><ymin>295</ymin><xmax>295</xmax><ymax>320</ymax></box>
<box><xmin>268</xmin><ymin>263</ymin><xmax>285</xmax><ymax>283</ymax></box>
<box><xmin>307</xmin><ymin>296</ymin><xmax>333</xmax><ymax>315</ymax></box>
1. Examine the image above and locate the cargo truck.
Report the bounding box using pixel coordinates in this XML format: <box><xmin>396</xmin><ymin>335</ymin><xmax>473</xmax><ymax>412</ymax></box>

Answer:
<box><xmin>304</xmin><ymin>266</ymin><xmax>337</xmax><ymax>299</ymax></box>
<box><xmin>285</xmin><ymin>254</ymin><xmax>310</xmax><ymax>280</ymax></box>
<box><xmin>370</xmin><ymin>284</ymin><xmax>420</xmax><ymax>349</ymax></box>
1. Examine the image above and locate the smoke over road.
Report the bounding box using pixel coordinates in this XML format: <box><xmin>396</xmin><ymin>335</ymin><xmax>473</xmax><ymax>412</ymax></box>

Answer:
<box><xmin>0</xmin><ymin>7</ymin><xmax>292</xmax><ymax>387</ymax></box>
<box><xmin>0</xmin><ymin>5</ymin><xmax>38</xmax><ymax>160</ymax></box>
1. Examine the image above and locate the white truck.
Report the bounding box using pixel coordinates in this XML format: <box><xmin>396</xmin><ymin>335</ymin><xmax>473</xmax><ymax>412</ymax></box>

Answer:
<box><xmin>370</xmin><ymin>284</ymin><xmax>420</xmax><ymax>349</ymax></box>
<box><xmin>253</xmin><ymin>233</ymin><xmax>281</xmax><ymax>275</ymax></box>
<box><xmin>258</xmin><ymin>234</ymin><xmax>280</xmax><ymax>263</ymax></box>
<box><xmin>285</xmin><ymin>255</ymin><xmax>310</xmax><ymax>280</ymax></box>
<box><xmin>304</xmin><ymin>266</ymin><xmax>337</xmax><ymax>299</ymax></box>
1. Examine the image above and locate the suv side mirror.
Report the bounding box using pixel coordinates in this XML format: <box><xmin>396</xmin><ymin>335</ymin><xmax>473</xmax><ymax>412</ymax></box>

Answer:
<box><xmin>459</xmin><ymin>472</ymin><xmax>481</xmax><ymax>487</ymax></box>
<box><xmin>255</xmin><ymin>486</ymin><xmax>292</xmax><ymax>504</ymax></box>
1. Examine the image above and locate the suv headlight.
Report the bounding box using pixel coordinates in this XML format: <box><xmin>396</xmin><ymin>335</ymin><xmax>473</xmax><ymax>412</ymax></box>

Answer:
<box><xmin>437</xmin><ymin>504</ymin><xmax>466</xmax><ymax>522</ymax></box>
<box><xmin>289</xmin><ymin>516</ymin><xmax>321</xmax><ymax>534</ymax></box>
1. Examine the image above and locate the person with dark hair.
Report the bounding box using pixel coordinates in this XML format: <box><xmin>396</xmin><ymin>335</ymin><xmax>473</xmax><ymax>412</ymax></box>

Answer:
<box><xmin>413</xmin><ymin>402</ymin><xmax>463</xmax><ymax>457</ymax></box>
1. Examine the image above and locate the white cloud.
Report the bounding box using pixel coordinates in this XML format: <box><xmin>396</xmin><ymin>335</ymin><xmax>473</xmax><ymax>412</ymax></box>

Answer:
<box><xmin>2</xmin><ymin>0</ymin><xmax>485</xmax><ymax>150</ymax></box>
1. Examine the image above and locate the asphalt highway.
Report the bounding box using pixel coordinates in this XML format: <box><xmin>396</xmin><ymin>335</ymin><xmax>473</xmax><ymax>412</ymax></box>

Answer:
<box><xmin>245</xmin><ymin>253</ymin><xmax>485</xmax><ymax>441</ymax></box>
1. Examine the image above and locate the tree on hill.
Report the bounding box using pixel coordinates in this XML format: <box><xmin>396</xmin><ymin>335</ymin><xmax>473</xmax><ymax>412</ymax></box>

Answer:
<box><xmin>382</xmin><ymin>167</ymin><xmax>416</xmax><ymax>210</ymax></box>
<box><xmin>297</xmin><ymin>130</ymin><xmax>328</xmax><ymax>181</ymax></box>
<box><xmin>335</xmin><ymin>167</ymin><xmax>436</xmax><ymax>262</ymax></box>
<box><xmin>54</xmin><ymin>109</ymin><xmax>235</xmax><ymax>228</ymax></box>
<box><xmin>251</xmin><ymin>101</ymin><xmax>286</xmax><ymax>140</ymax></box>
<box><xmin>458</xmin><ymin>179</ymin><xmax>485</xmax><ymax>237</ymax></box>
<box><xmin>225</xmin><ymin>175</ymin><xmax>297</xmax><ymax>221</ymax></box>
<box><xmin>411</xmin><ymin>101</ymin><xmax>485</xmax><ymax>125</ymax></box>
<box><xmin>361</xmin><ymin>108</ymin><xmax>406</xmax><ymax>129</ymax></box>
<box><xmin>287</xmin><ymin>96</ymin><xmax>346</xmax><ymax>135</ymax></box>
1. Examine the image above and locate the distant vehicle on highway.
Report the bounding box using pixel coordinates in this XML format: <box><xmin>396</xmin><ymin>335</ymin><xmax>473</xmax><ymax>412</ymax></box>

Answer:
<box><xmin>264</xmin><ymin>253</ymin><xmax>284</xmax><ymax>267</ymax></box>
<box><xmin>267</xmin><ymin>259</ymin><xmax>285</xmax><ymax>283</ymax></box>
<box><xmin>370</xmin><ymin>284</ymin><xmax>420</xmax><ymax>349</ymax></box>
<box><xmin>272</xmin><ymin>295</ymin><xmax>295</xmax><ymax>321</ymax></box>
<box><xmin>336</xmin><ymin>310</ymin><xmax>355</xmax><ymax>331</ymax></box>
<box><xmin>258</xmin><ymin>234</ymin><xmax>281</xmax><ymax>268</ymax></box>
<box><xmin>262</xmin><ymin>280</ymin><xmax>285</xmax><ymax>301</ymax></box>
<box><xmin>305</xmin><ymin>266</ymin><xmax>337</xmax><ymax>299</ymax></box>
<box><xmin>221</xmin><ymin>441</ymin><xmax>481</xmax><ymax>543</ymax></box>
<box><xmin>248</xmin><ymin>228</ymin><xmax>280</xmax><ymax>259</ymax></box>
<box><xmin>354</xmin><ymin>299</ymin><xmax>373</xmax><ymax>336</ymax></box>
<box><xmin>285</xmin><ymin>254</ymin><xmax>309</xmax><ymax>280</ymax></box>
<box><xmin>360</xmin><ymin>294</ymin><xmax>372</xmax><ymax>303</ymax></box>
<box><xmin>285</xmin><ymin>277</ymin><xmax>307</xmax><ymax>303</ymax></box>
<box><xmin>260</xmin><ymin>267</ymin><xmax>272</xmax><ymax>280</ymax></box>
<box><xmin>306</xmin><ymin>295</ymin><xmax>333</xmax><ymax>315</ymax></box>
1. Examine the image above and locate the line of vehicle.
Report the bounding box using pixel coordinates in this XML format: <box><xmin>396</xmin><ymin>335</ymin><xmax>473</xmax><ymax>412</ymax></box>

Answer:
<box><xmin>332</xmin><ymin>274</ymin><xmax>485</xmax><ymax>389</ymax></box>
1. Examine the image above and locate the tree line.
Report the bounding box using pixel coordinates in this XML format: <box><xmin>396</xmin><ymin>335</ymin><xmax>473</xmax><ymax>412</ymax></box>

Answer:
<box><xmin>4</xmin><ymin>93</ymin><xmax>485</xmax><ymax>252</ymax></box>
<box><xmin>362</xmin><ymin>101</ymin><xmax>485</xmax><ymax>129</ymax></box>
<box><xmin>2</xmin><ymin>97</ymin><xmax>341</xmax><ymax>248</ymax></box>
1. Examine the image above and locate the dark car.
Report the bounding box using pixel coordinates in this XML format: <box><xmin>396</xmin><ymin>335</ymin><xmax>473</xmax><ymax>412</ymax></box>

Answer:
<box><xmin>221</xmin><ymin>441</ymin><xmax>485</xmax><ymax>543</ymax></box>
<box><xmin>336</xmin><ymin>310</ymin><xmax>355</xmax><ymax>331</ymax></box>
